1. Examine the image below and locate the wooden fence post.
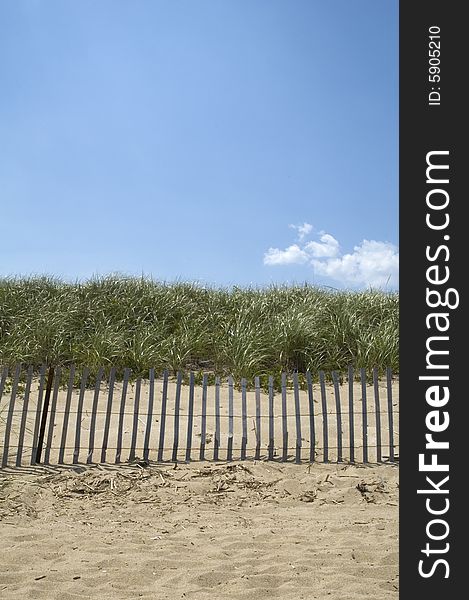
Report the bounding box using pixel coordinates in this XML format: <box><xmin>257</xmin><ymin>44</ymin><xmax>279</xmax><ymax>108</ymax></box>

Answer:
<box><xmin>306</xmin><ymin>371</ymin><xmax>316</xmax><ymax>463</ymax></box>
<box><xmin>254</xmin><ymin>376</ymin><xmax>261</xmax><ymax>461</ymax></box>
<box><xmin>129</xmin><ymin>377</ymin><xmax>142</xmax><ymax>462</ymax></box>
<box><xmin>143</xmin><ymin>368</ymin><xmax>155</xmax><ymax>463</ymax></box>
<box><xmin>35</xmin><ymin>366</ymin><xmax>55</xmax><ymax>465</ymax></box>
<box><xmin>2</xmin><ymin>364</ymin><xmax>21</xmax><ymax>467</ymax></box>
<box><xmin>348</xmin><ymin>365</ymin><xmax>355</xmax><ymax>463</ymax></box>
<box><xmin>58</xmin><ymin>365</ymin><xmax>76</xmax><ymax>465</ymax></box>
<box><xmin>171</xmin><ymin>371</ymin><xmax>182</xmax><ymax>463</ymax></box>
<box><xmin>227</xmin><ymin>376</ymin><xmax>234</xmax><ymax>461</ymax></box>
<box><xmin>293</xmin><ymin>372</ymin><xmax>302</xmax><ymax>464</ymax></box>
<box><xmin>101</xmin><ymin>367</ymin><xmax>116</xmax><ymax>464</ymax></box>
<box><xmin>30</xmin><ymin>365</ymin><xmax>46</xmax><ymax>465</ymax></box>
<box><xmin>16</xmin><ymin>365</ymin><xmax>33</xmax><ymax>467</ymax></box>
<box><xmin>361</xmin><ymin>368</ymin><xmax>368</xmax><ymax>463</ymax></box>
<box><xmin>332</xmin><ymin>371</ymin><xmax>343</xmax><ymax>463</ymax></box>
<box><xmin>373</xmin><ymin>367</ymin><xmax>382</xmax><ymax>463</ymax></box>
<box><xmin>44</xmin><ymin>366</ymin><xmax>62</xmax><ymax>464</ymax></box>
<box><xmin>185</xmin><ymin>372</ymin><xmax>195</xmax><ymax>462</ymax></box>
<box><xmin>319</xmin><ymin>371</ymin><xmax>329</xmax><ymax>463</ymax></box>
<box><xmin>214</xmin><ymin>376</ymin><xmax>221</xmax><ymax>461</ymax></box>
<box><xmin>157</xmin><ymin>370</ymin><xmax>169</xmax><ymax>462</ymax></box>
<box><xmin>386</xmin><ymin>368</ymin><xmax>395</xmax><ymax>462</ymax></box>
<box><xmin>199</xmin><ymin>373</ymin><xmax>208</xmax><ymax>460</ymax></box>
<box><xmin>87</xmin><ymin>367</ymin><xmax>104</xmax><ymax>464</ymax></box>
<box><xmin>281</xmin><ymin>373</ymin><xmax>288</xmax><ymax>461</ymax></box>
<box><xmin>73</xmin><ymin>367</ymin><xmax>89</xmax><ymax>464</ymax></box>
<box><xmin>115</xmin><ymin>368</ymin><xmax>130</xmax><ymax>464</ymax></box>
<box><xmin>268</xmin><ymin>376</ymin><xmax>275</xmax><ymax>460</ymax></box>
<box><xmin>241</xmin><ymin>378</ymin><xmax>247</xmax><ymax>461</ymax></box>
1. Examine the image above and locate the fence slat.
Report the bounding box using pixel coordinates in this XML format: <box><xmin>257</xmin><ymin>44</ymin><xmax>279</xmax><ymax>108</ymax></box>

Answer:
<box><xmin>36</xmin><ymin>366</ymin><xmax>55</xmax><ymax>464</ymax></box>
<box><xmin>361</xmin><ymin>368</ymin><xmax>368</xmax><ymax>463</ymax></box>
<box><xmin>101</xmin><ymin>367</ymin><xmax>116</xmax><ymax>464</ymax></box>
<box><xmin>0</xmin><ymin>365</ymin><xmax>9</xmax><ymax>463</ymax></box>
<box><xmin>227</xmin><ymin>376</ymin><xmax>234</xmax><ymax>461</ymax></box>
<box><xmin>254</xmin><ymin>376</ymin><xmax>261</xmax><ymax>460</ymax></box>
<box><xmin>348</xmin><ymin>366</ymin><xmax>355</xmax><ymax>463</ymax></box>
<box><xmin>332</xmin><ymin>371</ymin><xmax>343</xmax><ymax>463</ymax></box>
<box><xmin>171</xmin><ymin>371</ymin><xmax>182</xmax><ymax>462</ymax></box>
<box><xmin>2</xmin><ymin>364</ymin><xmax>21</xmax><ymax>467</ymax></box>
<box><xmin>293</xmin><ymin>372</ymin><xmax>302</xmax><ymax>463</ymax></box>
<box><xmin>306</xmin><ymin>371</ymin><xmax>315</xmax><ymax>463</ymax></box>
<box><xmin>157</xmin><ymin>370</ymin><xmax>169</xmax><ymax>462</ymax></box>
<box><xmin>199</xmin><ymin>374</ymin><xmax>208</xmax><ymax>460</ymax></box>
<box><xmin>281</xmin><ymin>373</ymin><xmax>288</xmax><ymax>461</ymax></box>
<box><xmin>87</xmin><ymin>367</ymin><xmax>104</xmax><ymax>464</ymax></box>
<box><xmin>143</xmin><ymin>368</ymin><xmax>155</xmax><ymax>462</ymax></box>
<box><xmin>31</xmin><ymin>365</ymin><xmax>46</xmax><ymax>465</ymax></box>
<box><xmin>214</xmin><ymin>376</ymin><xmax>221</xmax><ymax>461</ymax></box>
<box><xmin>319</xmin><ymin>371</ymin><xmax>329</xmax><ymax>463</ymax></box>
<box><xmin>185</xmin><ymin>372</ymin><xmax>195</xmax><ymax>462</ymax></box>
<box><xmin>387</xmin><ymin>367</ymin><xmax>395</xmax><ymax>462</ymax></box>
<box><xmin>373</xmin><ymin>367</ymin><xmax>382</xmax><ymax>463</ymax></box>
<box><xmin>44</xmin><ymin>367</ymin><xmax>62</xmax><ymax>464</ymax></box>
<box><xmin>58</xmin><ymin>365</ymin><xmax>75</xmax><ymax>464</ymax></box>
<box><xmin>129</xmin><ymin>377</ymin><xmax>141</xmax><ymax>462</ymax></box>
<box><xmin>16</xmin><ymin>365</ymin><xmax>33</xmax><ymax>467</ymax></box>
<box><xmin>268</xmin><ymin>376</ymin><xmax>275</xmax><ymax>460</ymax></box>
<box><xmin>241</xmin><ymin>378</ymin><xmax>247</xmax><ymax>461</ymax></box>
<box><xmin>115</xmin><ymin>368</ymin><xmax>130</xmax><ymax>464</ymax></box>
<box><xmin>73</xmin><ymin>367</ymin><xmax>89</xmax><ymax>464</ymax></box>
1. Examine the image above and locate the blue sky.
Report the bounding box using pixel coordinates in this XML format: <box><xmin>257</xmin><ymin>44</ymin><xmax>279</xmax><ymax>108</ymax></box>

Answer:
<box><xmin>0</xmin><ymin>0</ymin><xmax>398</xmax><ymax>289</ymax></box>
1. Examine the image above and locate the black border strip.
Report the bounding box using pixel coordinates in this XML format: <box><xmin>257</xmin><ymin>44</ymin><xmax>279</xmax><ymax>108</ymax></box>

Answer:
<box><xmin>400</xmin><ymin>2</ymin><xmax>465</xmax><ymax>593</ymax></box>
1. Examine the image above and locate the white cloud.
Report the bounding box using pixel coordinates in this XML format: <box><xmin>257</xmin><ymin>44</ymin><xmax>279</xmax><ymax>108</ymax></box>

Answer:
<box><xmin>263</xmin><ymin>226</ymin><xmax>399</xmax><ymax>289</ymax></box>
<box><xmin>289</xmin><ymin>222</ymin><xmax>313</xmax><ymax>241</ymax></box>
<box><xmin>263</xmin><ymin>244</ymin><xmax>309</xmax><ymax>266</ymax></box>
<box><xmin>312</xmin><ymin>240</ymin><xmax>399</xmax><ymax>288</ymax></box>
<box><xmin>304</xmin><ymin>233</ymin><xmax>340</xmax><ymax>258</ymax></box>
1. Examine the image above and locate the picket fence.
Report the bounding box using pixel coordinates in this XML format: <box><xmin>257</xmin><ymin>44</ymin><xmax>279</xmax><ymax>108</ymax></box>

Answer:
<box><xmin>0</xmin><ymin>364</ymin><xmax>398</xmax><ymax>468</ymax></box>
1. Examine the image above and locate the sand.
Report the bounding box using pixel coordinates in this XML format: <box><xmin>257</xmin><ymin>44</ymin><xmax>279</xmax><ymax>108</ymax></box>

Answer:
<box><xmin>0</xmin><ymin>461</ymin><xmax>399</xmax><ymax>599</ymax></box>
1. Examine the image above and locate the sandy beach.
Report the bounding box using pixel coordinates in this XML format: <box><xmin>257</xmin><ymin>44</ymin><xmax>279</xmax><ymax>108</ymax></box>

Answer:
<box><xmin>0</xmin><ymin>460</ymin><xmax>398</xmax><ymax>599</ymax></box>
<box><xmin>1</xmin><ymin>374</ymin><xmax>399</xmax><ymax>598</ymax></box>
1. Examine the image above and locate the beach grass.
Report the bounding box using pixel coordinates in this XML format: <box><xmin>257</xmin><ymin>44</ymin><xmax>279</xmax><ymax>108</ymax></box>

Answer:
<box><xmin>0</xmin><ymin>276</ymin><xmax>398</xmax><ymax>381</ymax></box>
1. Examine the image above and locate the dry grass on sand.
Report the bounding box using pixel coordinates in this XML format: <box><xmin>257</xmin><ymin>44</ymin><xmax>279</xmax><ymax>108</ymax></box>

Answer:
<box><xmin>0</xmin><ymin>461</ymin><xmax>398</xmax><ymax>600</ymax></box>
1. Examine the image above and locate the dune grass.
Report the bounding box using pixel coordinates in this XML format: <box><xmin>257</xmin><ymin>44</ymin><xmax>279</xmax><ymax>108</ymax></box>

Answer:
<box><xmin>0</xmin><ymin>276</ymin><xmax>398</xmax><ymax>382</ymax></box>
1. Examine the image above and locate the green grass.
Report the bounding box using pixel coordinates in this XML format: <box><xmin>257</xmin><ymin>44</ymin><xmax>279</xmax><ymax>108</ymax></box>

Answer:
<box><xmin>0</xmin><ymin>276</ymin><xmax>398</xmax><ymax>381</ymax></box>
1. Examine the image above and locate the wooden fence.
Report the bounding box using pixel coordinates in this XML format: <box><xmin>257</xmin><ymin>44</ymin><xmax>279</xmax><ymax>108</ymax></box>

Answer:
<box><xmin>0</xmin><ymin>365</ymin><xmax>398</xmax><ymax>468</ymax></box>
